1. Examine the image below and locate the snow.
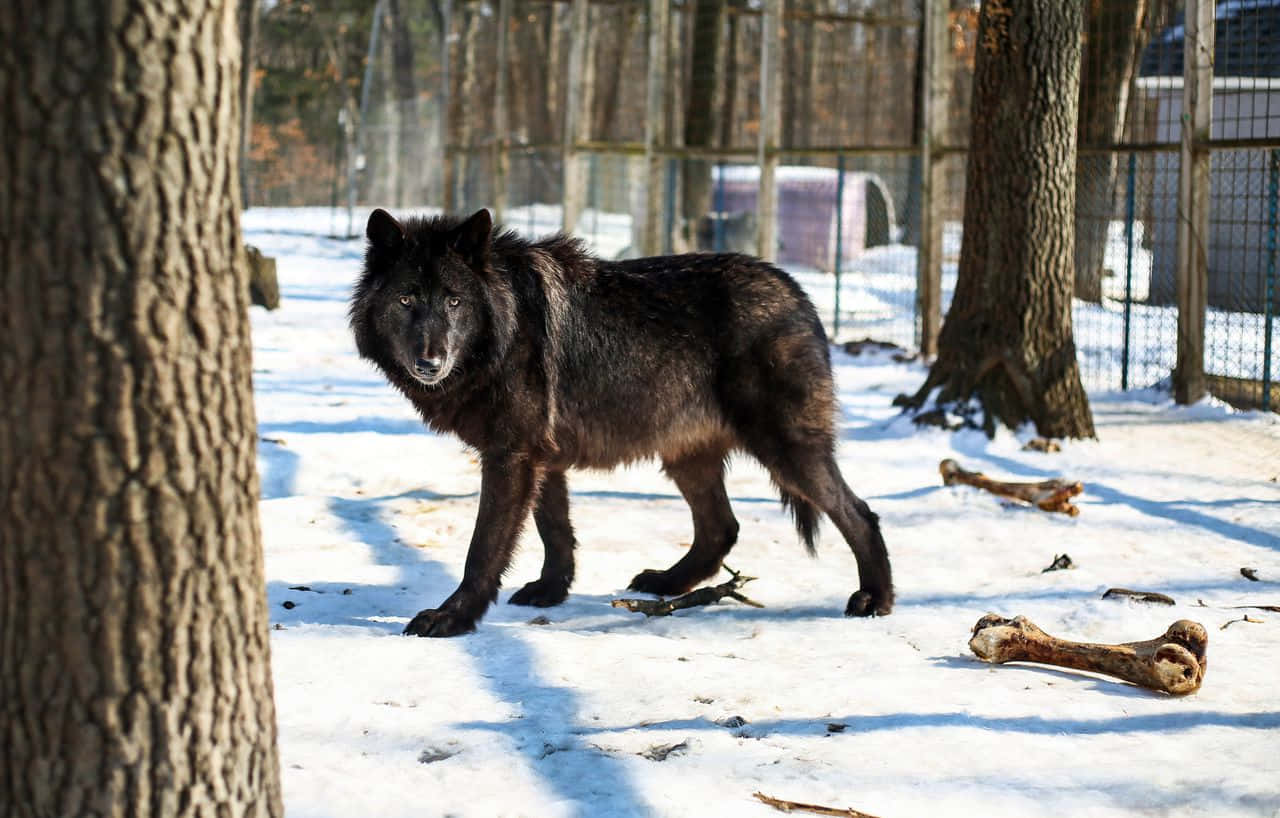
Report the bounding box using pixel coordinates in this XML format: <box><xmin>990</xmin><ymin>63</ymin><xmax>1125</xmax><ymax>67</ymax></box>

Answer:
<box><xmin>244</xmin><ymin>207</ymin><xmax>1280</xmax><ymax>818</ymax></box>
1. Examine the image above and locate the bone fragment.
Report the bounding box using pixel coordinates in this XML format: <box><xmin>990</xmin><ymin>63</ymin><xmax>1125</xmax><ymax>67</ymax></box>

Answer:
<box><xmin>940</xmin><ymin>459</ymin><xmax>1082</xmax><ymax>515</ymax></box>
<box><xmin>968</xmin><ymin>614</ymin><xmax>1207</xmax><ymax>696</ymax></box>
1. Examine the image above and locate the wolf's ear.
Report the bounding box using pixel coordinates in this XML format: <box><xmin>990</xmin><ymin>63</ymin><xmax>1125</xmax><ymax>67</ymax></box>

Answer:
<box><xmin>449</xmin><ymin>208</ymin><xmax>492</xmax><ymax>269</ymax></box>
<box><xmin>366</xmin><ymin>208</ymin><xmax>404</xmax><ymax>253</ymax></box>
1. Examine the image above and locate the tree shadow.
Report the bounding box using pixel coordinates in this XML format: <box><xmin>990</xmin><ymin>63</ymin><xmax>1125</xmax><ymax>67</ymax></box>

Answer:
<box><xmin>258</xmin><ymin>438</ymin><xmax>300</xmax><ymax>500</ymax></box>
<box><xmin>945</xmin><ymin>446</ymin><xmax>1279</xmax><ymax>550</ymax></box>
<box><xmin>562</xmin><ymin>707</ymin><xmax>1280</xmax><ymax>739</ymax></box>
<box><xmin>268</xmin><ymin>488</ymin><xmax>653</xmax><ymax>815</ymax></box>
<box><xmin>259</xmin><ymin>417</ymin><xmax>431</xmax><ymax>436</ymax></box>
<box><xmin>927</xmin><ymin>654</ymin><xmax>1184</xmax><ymax>699</ymax></box>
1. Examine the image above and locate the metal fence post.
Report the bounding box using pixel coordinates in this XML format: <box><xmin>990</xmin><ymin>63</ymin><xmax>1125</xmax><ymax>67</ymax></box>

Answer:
<box><xmin>834</xmin><ymin>154</ymin><xmax>845</xmax><ymax>337</ymax></box>
<box><xmin>756</xmin><ymin>0</ymin><xmax>782</xmax><ymax>262</ymax></box>
<box><xmin>562</xmin><ymin>0</ymin><xmax>592</xmax><ymax>234</ymax></box>
<box><xmin>1122</xmin><ymin>152</ymin><xmax>1136</xmax><ymax>391</ymax></box>
<box><xmin>642</xmin><ymin>0</ymin><xmax>670</xmax><ymax>256</ymax></box>
<box><xmin>1265</xmin><ymin>149</ymin><xmax>1278</xmax><ymax>413</ymax></box>
<box><xmin>916</xmin><ymin>0</ymin><xmax>949</xmax><ymax>358</ymax></box>
<box><xmin>492</xmin><ymin>0</ymin><xmax>512</xmax><ymax>224</ymax></box>
<box><xmin>1175</xmin><ymin>0</ymin><xmax>1213</xmax><ymax>404</ymax></box>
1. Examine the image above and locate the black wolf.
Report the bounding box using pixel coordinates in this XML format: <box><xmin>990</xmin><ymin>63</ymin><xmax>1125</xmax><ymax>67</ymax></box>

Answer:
<box><xmin>350</xmin><ymin>208</ymin><xmax>894</xmax><ymax>637</ymax></box>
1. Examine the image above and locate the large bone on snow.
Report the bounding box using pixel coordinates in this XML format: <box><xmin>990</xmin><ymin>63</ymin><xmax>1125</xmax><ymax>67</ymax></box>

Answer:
<box><xmin>939</xmin><ymin>458</ymin><xmax>1083</xmax><ymax>515</ymax></box>
<box><xmin>968</xmin><ymin>614</ymin><xmax>1208</xmax><ymax>695</ymax></box>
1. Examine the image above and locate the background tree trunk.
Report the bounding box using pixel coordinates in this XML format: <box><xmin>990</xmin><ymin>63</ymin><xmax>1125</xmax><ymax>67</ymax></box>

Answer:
<box><xmin>680</xmin><ymin>0</ymin><xmax>726</xmax><ymax>244</ymax></box>
<box><xmin>905</xmin><ymin>0</ymin><xmax>1095</xmax><ymax>439</ymax></box>
<box><xmin>239</xmin><ymin>0</ymin><xmax>261</xmax><ymax>209</ymax></box>
<box><xmin>0</xmin><ymin>1</ymin><xmax>284</xmax><ymax>815</ymax></box>
<box><xmin>388</xmin><ymin>0</ymin><xmax>419</xmax><ymax>207</ymax></box>
<box><xmin>1073</xmin><ymin>0</ymin><xmax>1150</xmax><ymax>302</ymax></box>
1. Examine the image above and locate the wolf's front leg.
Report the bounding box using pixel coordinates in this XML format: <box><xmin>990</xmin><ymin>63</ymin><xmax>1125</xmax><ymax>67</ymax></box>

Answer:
<box><xmin>404</xmin><ymin>454</ymin><xmax>542</xmax><ymax>637</ymax></box>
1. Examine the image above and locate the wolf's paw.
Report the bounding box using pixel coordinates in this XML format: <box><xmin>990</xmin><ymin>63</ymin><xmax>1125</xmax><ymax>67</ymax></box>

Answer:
<box><xmin>403</xmin><ymin>608</ymin><xmax>477</xmax><ymax>637</ymax></box>
<box><xmin>627</xmin><ymin>568</ymin><xmax>696</xmax><ymax>597</ymax></box>
<box><xmin>845</xmin><ymin>588</ymin><xmax>893</xmax><ymax>618</ymax></box>
<box><xmin>509</xmin><ymin>578</ymin><xmax>570</xmax><ymax>607</ymax></box>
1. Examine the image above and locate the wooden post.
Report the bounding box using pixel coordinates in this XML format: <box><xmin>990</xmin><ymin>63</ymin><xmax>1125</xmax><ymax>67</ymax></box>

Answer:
<box><xmin>643</xmin><ymin>0</ymin><xmax>670</xmax><ymax>256</ymax></box>
<box><xmin>492</xmin><ymin>0</ymin><xmax>512</xmax><ymax>223</ymax></box>
<box><xmin>562</xmin><ymin>0</ymin><xmax>592</xmax><ymax>233</ymax></box>
<box><xmin>440</xmin><ymin>0</ymin><xmax>455</xmax><ymax>213</ymax></box>
<box><xmin>756</xmin><ymin>0</ymin><xmax>782</xmax><ymax>262</ymax></box>
<box><xmin>1175</xmin><ymin>0</ymin><xmax>1212</xmax><ymax>404</ymax></box>
<box><xmin>916</xmin><ymin>0</ymin><xmax>949</xmax><ymax>359</ymax></box>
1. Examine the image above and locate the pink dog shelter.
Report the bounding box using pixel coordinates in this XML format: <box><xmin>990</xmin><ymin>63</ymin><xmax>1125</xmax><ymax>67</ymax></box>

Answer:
<box><xmin>710</xmin><ymin>165</ymin><xmax>896</xmax><ymax>271</ymax></box>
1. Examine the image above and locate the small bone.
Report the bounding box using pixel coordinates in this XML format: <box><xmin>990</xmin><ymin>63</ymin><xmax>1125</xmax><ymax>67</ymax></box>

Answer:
<box><xmin>968</xmin><ymin>614</ymin><xmax>1207</xmax><ymax>696</ymax></box>
<box><xmin>940</xmin><ymin>459</ymin><xmax>1083</xmax><ymax>515</ymax></box>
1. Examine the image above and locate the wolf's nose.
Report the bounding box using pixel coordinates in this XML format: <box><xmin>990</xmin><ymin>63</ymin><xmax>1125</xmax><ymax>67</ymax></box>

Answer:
<box><xmin>415</xmin><ymin>357</ymin><xmax>442</xmax><ymax>378</ymax></box>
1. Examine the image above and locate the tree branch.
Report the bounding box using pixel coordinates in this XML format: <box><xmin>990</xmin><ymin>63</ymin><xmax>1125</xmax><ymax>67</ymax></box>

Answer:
<box><xmin>611</xmin><ymin>567</ymin><xmax>763</xmax><ymax>617</ymax></box>
<box><xmin>753</xmin><ymin>791</ymin><xmax>881</xmax><ymax>818</ymax></box>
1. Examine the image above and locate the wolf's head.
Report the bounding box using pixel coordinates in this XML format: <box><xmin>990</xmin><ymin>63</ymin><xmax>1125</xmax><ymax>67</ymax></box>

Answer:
<box><xmin>350</xmin><ymin>208</ymin><xmax>496</xmax><ymax>388</ymax></box>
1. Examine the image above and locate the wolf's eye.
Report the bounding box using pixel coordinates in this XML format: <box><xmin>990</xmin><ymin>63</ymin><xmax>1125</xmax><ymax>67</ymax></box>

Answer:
<box><xmin>446</xmin><ymin>296</ymin><xmax>461</xmax><ymax>309</ymax></box>
<box><xmin>399</xmin><ymin>295</ymin><xmax>412</xmax><ymax>307</ymax></box>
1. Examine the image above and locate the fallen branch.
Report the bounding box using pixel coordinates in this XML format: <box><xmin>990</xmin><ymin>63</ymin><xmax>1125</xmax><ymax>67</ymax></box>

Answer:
<box><xmin>1102</xmin><ymin>587</ymin><xmax>1175</xmax><ymax>606</ymax></box>
<box><xmin>939</xmin><ymin>459</ymin><xmax>1083</xmax><ymax>516</ymax></box>
<box><xmin>1195</xmin><ymin>599</ymin><xmax>1280</xmax><ymax>613</ymax></box>
<box><xmin>968</xmin><ymin>614</ymin><xmax>1207</xmax><ymax>696</ymax></box>
<box><xmin>611</xmin><ymin>567</ymin><xmax>763</xmax><ymax>617</ymax></box>
<box><xmin>753</xmin><ymin>792</ymin><xmax>881</xmax><ymax>818</ymax></box>
<box><xmin>1220</xmin><ymin>616</ymin><xmax>1263</xmax><ymax>630</ymax></box>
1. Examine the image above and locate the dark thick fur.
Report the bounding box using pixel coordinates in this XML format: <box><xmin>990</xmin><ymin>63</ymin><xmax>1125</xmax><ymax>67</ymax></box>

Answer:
<box><xmin>350</xmin><ymin>208</ymin><xmax>894</xmax><ymax>636</ymax></box>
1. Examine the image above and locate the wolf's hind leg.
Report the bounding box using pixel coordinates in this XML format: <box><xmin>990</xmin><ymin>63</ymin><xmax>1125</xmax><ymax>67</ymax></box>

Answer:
<box><xmin>764</xmin><ymin>446</ymin><xmax>893</xmax><ymax>617</ymax></box>
<box><xmin>629</xmin><ymin>452</ymin><xmax>738</xmax><ymax>596</ymax></box>
<box><xmin>510</xmin><ymin>470</ymin><xmax>576</xmax><ymax>607</ymax></box>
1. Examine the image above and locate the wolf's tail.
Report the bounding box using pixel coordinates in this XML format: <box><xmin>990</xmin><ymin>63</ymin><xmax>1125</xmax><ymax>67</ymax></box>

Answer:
<box><xmin>780</xmin><ymin>490</ymin><xmax>820</xmax><ymax>555</ymax></box>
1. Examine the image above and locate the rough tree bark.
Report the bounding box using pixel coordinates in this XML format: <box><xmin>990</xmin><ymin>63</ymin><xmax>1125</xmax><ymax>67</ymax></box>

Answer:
<box><xmin>903</xmin><ymin>0</ymin><xmax>1095</xmax><ymax>439</ymax></box>
<box><xmin>0</xmin><ymin>1</ymin><xmax>284</xmax><ymax>815</ymax></box>
<box><xmin>1074</xmin><ymin>0</ymin><xmax>1150</xmax><ymax>302</ymax></box>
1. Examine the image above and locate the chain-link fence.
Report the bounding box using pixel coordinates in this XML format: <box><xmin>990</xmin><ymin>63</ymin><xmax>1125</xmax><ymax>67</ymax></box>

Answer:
<box><xmin>1070</xmin><ymin>0</ymin><xmax>1280</xmax><ymax>410</ymax></box>
<box><xmin>257</xmin><ymin>0</ymin><xmax>1280</xmax><ymax>413</ymax></box>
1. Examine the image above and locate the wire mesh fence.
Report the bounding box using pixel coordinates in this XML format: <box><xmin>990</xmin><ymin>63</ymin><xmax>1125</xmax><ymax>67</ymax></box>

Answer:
<box><xmin>250</xmin><ymin>0</ymin><xmax>1280</xmax><ymax>413</ymax></box>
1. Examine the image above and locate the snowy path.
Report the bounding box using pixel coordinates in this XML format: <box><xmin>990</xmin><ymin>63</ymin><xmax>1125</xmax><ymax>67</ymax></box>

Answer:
<box><xmin>245</xmin><ymin>210</ymin><xmax>1280</xmax><ymax>818</ymax></box>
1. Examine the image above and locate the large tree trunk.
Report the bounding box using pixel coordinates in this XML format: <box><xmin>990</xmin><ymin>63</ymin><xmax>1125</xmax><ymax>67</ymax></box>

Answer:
<box><xmin>904</xmin><ymin>0</ymin><xmax>1095</xmax><ymax>439</ymax></box>
<box><xmin>0</xmin><ymin>1</ymin><xmax>284</xmax><ymax>815</ymax></box>
<box><xmin>1074</xmin><ymin>0</ymin><xmax>1149</xmax><ymax>302</ymax></box>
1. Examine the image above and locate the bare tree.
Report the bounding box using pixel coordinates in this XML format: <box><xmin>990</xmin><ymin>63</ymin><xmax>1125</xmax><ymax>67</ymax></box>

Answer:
<box><xmin>0</xmin><ymin>1</ymin><xmax>284</xmax><ymax>814</ymax></box>
<box><xmin>680</xmin><ymin>0</ymin><xmax>727</xmax><ymax>244</ymax></box>
<box><xmin>1074</xmin><ymin>0</ymin><xmax>1150</xmax><ymax>302</ymax></box>
<box><xmin>240</xmin><ymin>0</ymin><xmax>261</xmax><ymax>209</ymax></box>
<box><xmin>901</xmin><ymin>0</ymin><xmax>1095</xmax><ymax>439</ymax></box>
<box><xmin>386</xmin><ymin>0</ymin><xmax>421</xmax><ymax>206</ymax></box>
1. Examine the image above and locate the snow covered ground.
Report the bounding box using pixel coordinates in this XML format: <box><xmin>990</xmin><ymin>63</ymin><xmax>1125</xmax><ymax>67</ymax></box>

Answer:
<box><xmin>245</xmin><ymin>207</ymin><xmax>1280</xmax><ymax>818</ymax></box>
